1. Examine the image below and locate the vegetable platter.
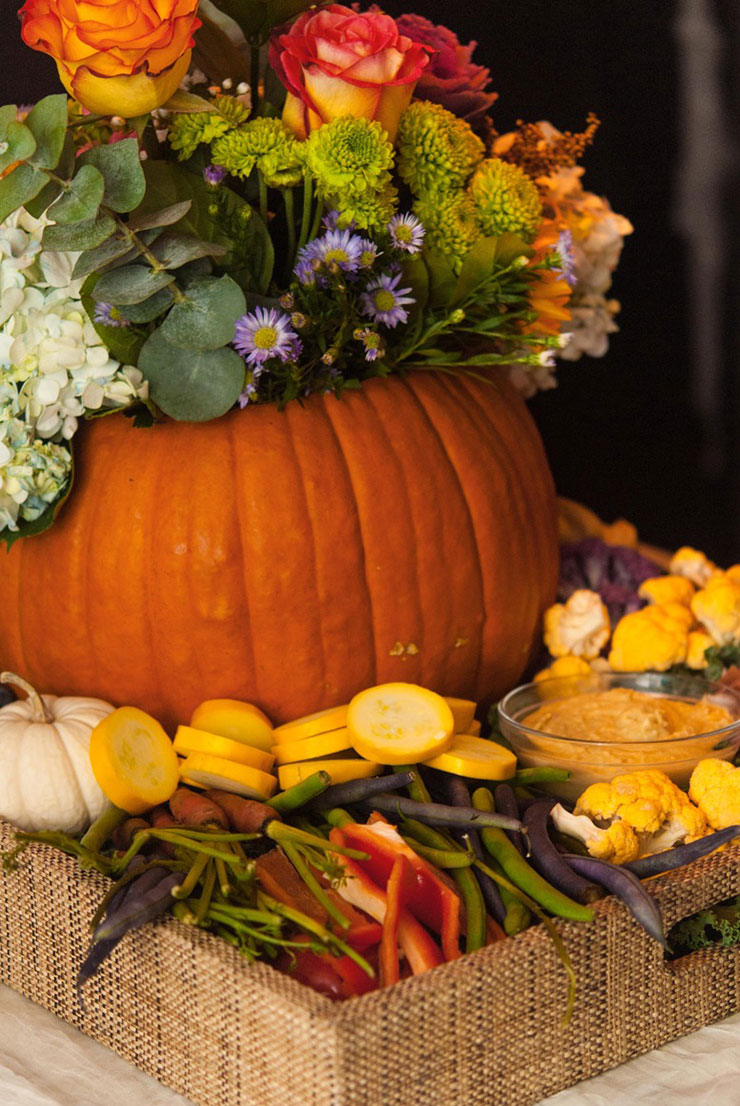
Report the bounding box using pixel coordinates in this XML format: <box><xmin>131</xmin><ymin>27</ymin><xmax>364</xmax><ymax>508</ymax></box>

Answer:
<box><xmin>3</xmin><ymin>818</ymin><xmax>740</xmax><ymax>1106</ymax></box>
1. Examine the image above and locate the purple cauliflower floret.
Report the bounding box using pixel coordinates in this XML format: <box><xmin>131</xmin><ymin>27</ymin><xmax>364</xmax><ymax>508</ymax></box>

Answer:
<box><xmin>558</xmin><ymin>538</ymin><xmax>664</xmax><ymax>627</ymax></box>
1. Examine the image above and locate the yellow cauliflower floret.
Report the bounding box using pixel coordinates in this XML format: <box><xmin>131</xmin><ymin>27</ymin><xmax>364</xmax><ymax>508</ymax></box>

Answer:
<box><xmin>638</xmin><ymin>575</ymin><xmax>695</xmax><ymax>608</ymax></box>
<box><xmin>670</xmin><ymin>546</ymin><xmax>717</xmax><ymax>587</ymax></box>
<box><xmin>691</xmin><ymin>572</ymin><xmax>740</xmax><ymax>647</ymax></box>
<box><xmin>726</xmin><ymin>566</ymin><xmax>740</xmax><ymax>585</ymax></box>
<box><xmin>608</xmin><ymin>602</ymin><xmax>693</xmax><ymax>672</ymax></box>
<box><xmin>543</xmin><ymin>589</ymin><xmax>611</xmax><ymax>660</ymax></box>
<box><xmin>551</xmin><ymin>805</ymin><xmax>641</xmax><ymax>864</ymax></box>
<box><xmin>686</xmin><ymin>629</ymin><xmax>715</xmax><ymax>670</ymax></box>
<box><xmin>534</xmin><ymin>655</ymin><xmax>592</xmax><ymax>683</ymax></box>
<box><xmin>689</xmin><ymin>758</ymin><xmax>740</xmax><ymax>830</ymax></box>
<box><xmin>576</xmin><ymin>768</ymin><xmax>709</xmax><ymax>853</ymax></box>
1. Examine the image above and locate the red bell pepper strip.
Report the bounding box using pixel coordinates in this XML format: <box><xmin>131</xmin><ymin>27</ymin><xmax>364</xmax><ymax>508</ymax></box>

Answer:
<box><xmin>329</xmin><ymin>828</ymin><xmax>443</xmax><ymax>975</ymax></box>
<box><xmin>380</xmin><ymin>854</ymin><xmax>406</xmax><ymax>987</ymax></box>
<box><xmin>337</xmin><ymin>820</ymin><xmax>462</xmax><ymax>962</ymax></box>
<box><xmin>276</xmin><ymin>937</ymin><xmax>377</xmax><ymax>1000</ymax></box>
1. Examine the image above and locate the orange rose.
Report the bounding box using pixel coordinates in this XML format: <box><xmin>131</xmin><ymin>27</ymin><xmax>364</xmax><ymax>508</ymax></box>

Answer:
<box><xmin>20</xmin><ymin>0</ymin><xmax>201</xmax><ymax>117</ymax></box>
<box><xmin>269</xmin><ymin>5</ymin><xmax>431</xmax><ymax>142</ymax></box>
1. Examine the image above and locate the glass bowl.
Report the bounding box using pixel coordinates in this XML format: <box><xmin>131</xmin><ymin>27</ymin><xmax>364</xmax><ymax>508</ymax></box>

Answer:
<box><xmin>498</xmin><ymin>670</ymin><xmax>740</xmax><ymax>802</ymax></box>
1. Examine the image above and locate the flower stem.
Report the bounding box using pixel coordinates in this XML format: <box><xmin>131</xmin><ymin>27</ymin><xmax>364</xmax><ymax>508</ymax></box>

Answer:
<box><xmin>297</xmin><ymin>173</ymin><xmax>313</xmax><ymax>252</ymax></box>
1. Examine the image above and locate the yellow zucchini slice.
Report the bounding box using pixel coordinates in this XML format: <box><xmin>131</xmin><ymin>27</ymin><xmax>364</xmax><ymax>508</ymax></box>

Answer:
<box><xmin>174</xmin><ymin>725</ymin><xmax>275</xmax><ymax>772</ymax></box>
<box><xmin>179</xmin><ymin>753</ymin><xmax>277</xmax><ymax>800</ymax></box>
<box><xmin>278</xmin><ymin>758</ymin><xmax>381</xmax><ymax>789</ymax></box>
<box><xmin>273</xmin><ymin>728</ymin><xmax>353</xmax><ymax>766</ymax></box>
<box><xmin>272</xmin><ymin>704</ymin><xmax>349</xmax><ymax>745</ymax></box>
<box><xmin>89</xmin><ymin>706</ymin><xmax>180</xmax><ymax>814</ymax></box>
<box><xmin>423</xmin><ymin>735</ymin><xmax>517</xmax><ymax>780</ymax></box>
<box><xmin>190</xmin><ymin>699</ymin><xmax>274</xmax><ymax>752</ymax></box>
<box><xmin>347</xmin><ymin>683</ymin><xmax>454</xmax><ymax>766</ymax></box>
<box><xmin>445</xmin><ymin>697</ymin><xmax>478</xmax><ymax>734</ymax></box>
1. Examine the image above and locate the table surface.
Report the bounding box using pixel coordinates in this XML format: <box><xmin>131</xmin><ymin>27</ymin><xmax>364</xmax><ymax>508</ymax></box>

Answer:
<box><xmin>0</xmin><ymin>982</ymin><xmax>738</xmax><ymax>1106</ymax></box>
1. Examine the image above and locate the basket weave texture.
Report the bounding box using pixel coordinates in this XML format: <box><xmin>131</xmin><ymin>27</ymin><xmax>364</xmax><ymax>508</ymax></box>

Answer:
<box><xmin>2</xmin><ymin>820</ymin><xmax>740</xmax><ymax>1106</ymax></box>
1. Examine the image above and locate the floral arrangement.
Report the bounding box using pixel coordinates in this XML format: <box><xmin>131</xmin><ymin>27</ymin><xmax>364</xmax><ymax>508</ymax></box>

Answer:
<box><xmin>0</xmin><ymin>0</ymin><xmax>631</xmax><ymax>543</ymax></box>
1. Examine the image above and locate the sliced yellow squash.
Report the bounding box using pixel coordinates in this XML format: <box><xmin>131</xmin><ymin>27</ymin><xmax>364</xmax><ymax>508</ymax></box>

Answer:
<box><xmin>347</xmin><ymin>683</ymin><xmax>454</xmax><ymax>766</ymax></box>
<box><xmin>190</xmin><ymin>699</ymin><xmax>274</xmax><ymax>752</ymax></box>
<box><xmin>273</xmin><ymin>728</ymin><xmax>353</xmax><ymax>766</ymax></box>
<box><xmin>89</xmin><ymin>706</ymin><xmax>180</xmax><ymax>814</ymax></box>
<box><xmin>424</xmin><ymin>735</ymin><xmax>517</xmax><ymax>780</ymax></box>
<box><xmin>179</xmin><ymin>753</ymin><xmax>277</xmax><ymax>800</ymax></box>
<box><xmin>467</xmin><ymin>719</ymin><xmax>482</xmax><ymax>737</ymax></box>
<box><xmin>174</xmin><ymin>725</ymin><xmax>275</xmax><ymax>772</ymax></box>
<box><xmin>445</xmin><ymin>697</ymin><xmax>478</xmax><ymax>734</ymax></box>
<box><xmin>272</xmin><ymin>704</ymin><xmax>349</xmax><ymax>745</ymax></box>
<box><xmin>278</xmin><ymin>758</ymin><xmax>381</xmax><ymax>789</ymax></box>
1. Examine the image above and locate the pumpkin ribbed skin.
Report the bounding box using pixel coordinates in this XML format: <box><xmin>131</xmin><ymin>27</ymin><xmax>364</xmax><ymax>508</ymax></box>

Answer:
<box><xmin>0</xmin><ymin>372</ymin><xmax>558</xmax><ymax>728</ymax></box>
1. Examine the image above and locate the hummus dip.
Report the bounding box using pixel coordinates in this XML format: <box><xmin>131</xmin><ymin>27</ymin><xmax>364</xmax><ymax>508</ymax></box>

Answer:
<box><xmin>523</xmin><ymin>686</ymin><xmax>732</xmax><ymax>743</ymax></box>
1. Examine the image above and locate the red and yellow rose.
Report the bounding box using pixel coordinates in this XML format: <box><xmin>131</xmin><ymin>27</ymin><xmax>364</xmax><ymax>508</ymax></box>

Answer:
<box><xmin>270</xmin><ymin>4</ymin><xmax>431</xmax><ymax>142</ymax></box>
<box><xmin>19</xmin><ymin>0</ymin><xmax>201</xmax><ymax>117</ymax></box>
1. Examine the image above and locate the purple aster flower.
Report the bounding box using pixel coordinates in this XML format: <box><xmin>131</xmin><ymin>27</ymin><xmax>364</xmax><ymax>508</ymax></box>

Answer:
<box><xmin>238</xmin><ymin>381</ymin><xmax>259</xmax><ymax>408</ymax></box>
<box><xmin>93</xmin><ymin>302</ymin><xmax>129</xmax><ymax>328</ymax></box>
<box><xmin>388</xmin><ymin>213</ymin><xmax>425</xmax><ymax>254</ymax></box>
<box><xmin>234</xmin><ymin>307</ymin><xmax>299</xmax><ymax>367</ymax></box>
<box><xmin>358</xmin><ymin>238</ymin><xmax>381</xmax><ymax>268</ymax></box>
<box><xmin>294</xmin><ymin>256</ymin><xmax>319</xmax><ymax>286</ymax></box>
<box><xmin>555</xmin><ymin>229</ymin><xmax>577</xmax><ymax>287</ymax></box>
<box><xmin>204</xmin><ymin>164</ymin><xmax>227</xmax><ymax>186</ymax></box>
<box><xmin>360</xmin><ymin>271</ymin><xmax>415</xmax><ymax>328</ymax></box>
<box><xmin>354</xmin><ymin>327</ymin><xmax>385</xmax><ymax>362</ymax></box>
<box><xmin>314</xmin><ymin>229</ymin><xmax>364</xmax><ymax>273</ymax></box>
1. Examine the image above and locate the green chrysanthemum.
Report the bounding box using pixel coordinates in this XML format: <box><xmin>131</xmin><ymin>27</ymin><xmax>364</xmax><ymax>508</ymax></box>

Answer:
<box><xmin>333</xmin><ymin>182</ymin><xmax>399</xmax><ymax>232</ymax></box>
<box><xmin>168</xmin><ymin>97</ymin><xmax>249</xmax><ymax>161</ymax></box>
<box><xmin>413</xmin><ymin>192</ymin><xmax>481</xmax><ymax>273</ymax></box>
<box><xmin>396</xmin><ymin>101</ymin><xmax>485</xmax><ymax>197</ymax></box>
<box><xmin>469</xmin><ymin>158</ymin><xmax>542</xmax><ymax>242</ymax></box>
<box><xmin>303</xmin><ymin>116</ymin><xmax>394</xmax><ymax>198</ymax></box>
<box><xmin>212</xmin><ymin>119</ymin><xmax>303</xmax><ymax>187</ymax></box>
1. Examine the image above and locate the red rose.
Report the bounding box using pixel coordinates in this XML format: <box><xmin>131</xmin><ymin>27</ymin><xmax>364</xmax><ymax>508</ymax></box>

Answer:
<box><xmin>270</xmin><ymin>5</ymin><xmax>431</xmax><ymax>142</ymax></box>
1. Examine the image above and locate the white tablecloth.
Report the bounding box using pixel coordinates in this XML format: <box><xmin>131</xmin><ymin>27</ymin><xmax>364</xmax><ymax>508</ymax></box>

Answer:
<box><xmin>0</xmin><ymin>982</ymin><xmax>738</xmax><ymax>1106</ymax></box>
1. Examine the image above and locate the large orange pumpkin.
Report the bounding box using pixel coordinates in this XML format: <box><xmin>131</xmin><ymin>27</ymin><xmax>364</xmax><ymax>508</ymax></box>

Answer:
<box><xmin>0</xmin><ymin>371</ymin><xmax>558</xmax><ymax>728</ymax></box>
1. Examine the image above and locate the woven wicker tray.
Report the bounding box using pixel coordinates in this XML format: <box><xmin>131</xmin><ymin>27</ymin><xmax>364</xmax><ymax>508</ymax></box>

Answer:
<box><xmin>1</xmin><ymin>819</ymin><xmax>740</xmax><ymax>1106</ymax></box>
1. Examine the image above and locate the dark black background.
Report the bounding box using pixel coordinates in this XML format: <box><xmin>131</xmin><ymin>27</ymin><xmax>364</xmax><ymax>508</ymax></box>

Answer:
<box><xmin>2</xmin><ymin>0</ymin><xmax>737</xmax><ymax>561</ymax></box>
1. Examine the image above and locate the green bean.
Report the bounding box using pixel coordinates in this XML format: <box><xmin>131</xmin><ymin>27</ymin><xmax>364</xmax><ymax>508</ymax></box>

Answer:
<box><xmin>472</xmin><ymin>788</ymin><xmax>594</xmax><ymax>923</ymax></box>
<box><xmin>267</xmin><ymin>771</ymin><xmax>332</xmax><ymax>812</ymax></box>
<box><xmin>393</xmin><ymin>764</ymin><xmax>433</xmax><ymax>803</ymax></box>
<box><xmin>325</xmin><ymin>808</ymin><xmax>354</xmax><ymax>829</ymax></box>
<box><xmin>513</xmin><ymin>767</ymin><xmax>571</xmax><ymax>786</ymax></box>
<box><xmin>399</xmin><ymin>835</ymin><xmax>474</xmax><ymax>869</ymax></box>
<box><xmin>487</xmin><ymin>854</ymin><xmax>531</xmax><ymax>935</ymax></box>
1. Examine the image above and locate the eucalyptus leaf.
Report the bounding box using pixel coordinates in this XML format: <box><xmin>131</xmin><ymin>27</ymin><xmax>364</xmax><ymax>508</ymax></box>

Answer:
<box><xmin>0</xmin><ymin>162</ymin><xmax>48</xmax><ymax>221</ymax></box>
<box><xmin>126</xmin><ymin>200</ymin><xmax>193</xmax><ymax>232</ymax></box>
<box><xmin>139</xmin><ymin>329</ymin><xmax>244</xmax><ymax>421</ymax></box>
<box><xmin>43</xmin><ymin>213</ymin><xmax>116</xmax><ymax>252</ymax></box>
<box><xmin>24</xmin><ymin>94</ymin><xmax>68</xmax><ymax>170</ymax></box>
<box><xmin>0</xmin><ymin>122</ymin><xmax>36</xmax><ymax>175</ymax></box>
<box><xmin>92</xmin><ymin>264</ymin><xmax>174</xmax><ymax>306</ymax></box>
<box><xmin>119</xmin><ymin>287</ymin><xmax>173</xmax><ymax>323</ymax></box>
<box><xmin>159</xmin><ymin>274</ymin><xmax>245</xmax><ymax>350</ymax></box>
<box><xmin>80</xmin><ymin>138</ymin><xmax>146</xmax><ymax>213</ymax></box>
<box><xmin>48</xmin><ymin>164</ymin><xmax>105</xmax><ymax>224</ymax></box>
<box><xmin>24</xmin><ymin>179</ymin><xmax>61</xmax><ymax>219</ymax></box>
<box><xmin>149</xmin><ymin>233</ymin><xmax>228</xmax><ymax>270</ymax></box>
<box><xmin>72</xmin><ymin>228</ymin><xmax>163</xmax><ymax>280</ymax></box>
<box><xmin>0</xmin><ymin>105</ymin><xmax>17</xmax><ymax>140</ymax></box>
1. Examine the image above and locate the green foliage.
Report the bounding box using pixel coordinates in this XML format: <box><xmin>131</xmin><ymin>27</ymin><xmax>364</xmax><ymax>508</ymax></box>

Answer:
<box><xmin>0</xmin><ymin>162</ymin><xmax>46</xmax><ymax>222</ymax></box>
<box><xmin>451</xmin><ymin>234</ymin><xmax>532</xmax><ymax>307</ymax></box>
<box><xmin>127</xmin><ymin>201</ymin><xmax>193</xmax><ymax>233</ymax></box>
<box><xmin>43</xmin><ymin>213</ymin><xmax>117</xmax><ymax>251</ymax></box>
<box><xmin>79</xmin><ymin>138</ymin><xmax>146</xmax><ymax>213</ymax></box>
<box><xmin>120</xmin><ymin>289</ymin><xmax>174</xmax><ymax>324</ymax></box>
<box><xmin>139</xmin><ymin>330</ymin><xmax>245</xmax><ymax>421</ymax></box>
<box><xmin>92</xmin><ymin>264</ymin><xmax>174</xmax><ymax>306</ymax></box>
<box><xmin>210</xmin><ymin>0</ymin><xmax>318</xmax><ymax>41</ymax></box>
<box><xmin>669</xmin><ymin>896</ymin><xmax>740</xmax><ymax>956</ymax></box>
<box><xmin>704</xmin><ymin>644</ymin><xmax>740</xmax><ymax>682</ymax></box>
<box><xmin>48</xmin><ymin>164</ymin><xmax>105</xmax><ymax>224</ymax></box>
<box><xmin>159</xmin><ymin>275</ymin><xmax>246</xmax><ymax>350</ymax></box>
<box><xmin>0</xmin><ymin>122</ymin><xmax>36</xmax><ymax>175</ymax></box>
<box><xmin>24</xmin><ymin>95</ymin><xmax>68</xmax><ymax>170</ymax></box>
<box><xmin>148</xmin><ymin>233</ymin><xmax>227</xmax><ymax>270</ymax></box>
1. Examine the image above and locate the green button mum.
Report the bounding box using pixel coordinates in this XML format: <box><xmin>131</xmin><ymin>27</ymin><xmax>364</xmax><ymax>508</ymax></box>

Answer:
<box><xmin>469</xmin><ymin>157</ymin><xmax>542</xmax><ymax>242</ymax></box>
<box><xmin>304</xmin><ymin>116</ymin><xmax>394</xmax><ymax>198</ymax></box>
<box><xmin>396</xmin><ymin>100</ymin><xmax>484</xmax><ymax>196</ymax></box>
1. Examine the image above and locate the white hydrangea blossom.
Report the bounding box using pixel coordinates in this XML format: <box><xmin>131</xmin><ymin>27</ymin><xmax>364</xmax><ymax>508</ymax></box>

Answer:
<box><xmin>0</xmin><ymin>207</ymin><xmax>148</xmax><ymax>534</ymax></box>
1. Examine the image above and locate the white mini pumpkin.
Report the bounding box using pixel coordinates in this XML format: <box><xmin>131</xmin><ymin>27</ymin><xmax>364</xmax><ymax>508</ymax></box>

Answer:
<box><xmin>0</xmin><ymin>672</ymin><xmax>113</xmax><ymax>834</ymax></box>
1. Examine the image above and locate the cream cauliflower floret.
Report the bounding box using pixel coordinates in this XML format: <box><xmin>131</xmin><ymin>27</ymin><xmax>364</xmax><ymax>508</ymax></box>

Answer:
<box><xmin>543</xmin><ymin>589</ymin><xmax>611</xmax><ymax>660</ymax></box>
<box><xmin>552</xmin><ymin>769</ymin><xmax>710</xmax><ymax>864</ymax></box>
<box><xmin>669</xmin><ymin>547</ymin><xmax>717</xmax><ymax>588</ymax></box>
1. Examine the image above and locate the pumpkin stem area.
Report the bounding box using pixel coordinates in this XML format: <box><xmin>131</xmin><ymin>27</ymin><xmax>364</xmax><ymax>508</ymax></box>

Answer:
<box><xmin>0</xmin><ymin>671</ymin><xmax>54</xmax><ymax>724</ymax></box>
